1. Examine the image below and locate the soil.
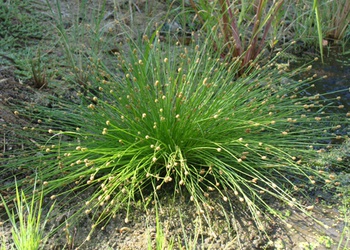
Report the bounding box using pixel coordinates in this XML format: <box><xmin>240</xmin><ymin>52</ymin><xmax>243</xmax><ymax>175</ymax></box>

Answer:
<box><xmin>0</xmin><ymin>0</ymin><xmax>349</xmax><ymax>249</ymax></box>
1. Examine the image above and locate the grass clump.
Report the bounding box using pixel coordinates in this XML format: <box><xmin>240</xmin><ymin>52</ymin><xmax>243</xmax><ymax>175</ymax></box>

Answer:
<box><xmin>1</xmin><ymin>17</ymin><xmax>349</xmax><ymax>248</ymax></box>
<box><xmin>0</xmin><ymin>179</ymin><xmax>54</xmax><ymax>250</ymax></box>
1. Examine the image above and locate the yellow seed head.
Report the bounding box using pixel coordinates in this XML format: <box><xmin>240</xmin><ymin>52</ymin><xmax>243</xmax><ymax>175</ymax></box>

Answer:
<box><xmin>164</xmin><ymin>176</ymin><xmax>172</xmax><ymax>183</ymax></box>
<box><xmin>251</xmin><ymin>178</ymin><xmax>258</xmax><ymax>183</ymax></box>
<box><xmin>203</xmin><ymin>78</ymin><xmax>208</xmax><ymax>85</ymax></box>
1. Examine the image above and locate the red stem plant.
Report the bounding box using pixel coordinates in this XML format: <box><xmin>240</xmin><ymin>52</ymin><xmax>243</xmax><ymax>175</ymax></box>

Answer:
<box><xmin>190</xmin><ymin>0</ymin><xmax>284</xmax><ymax>75</ymax></box>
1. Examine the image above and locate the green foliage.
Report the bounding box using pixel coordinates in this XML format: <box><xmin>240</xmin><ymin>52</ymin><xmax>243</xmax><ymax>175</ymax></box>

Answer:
<box><xmin>2</xmin><ymin>28</ymin><xmax>348</xmax><ymax>242</ymax></box>
<box><xmin>312</xmin><ymin>0</ymin><xmax>324</xmax><ymax>63</ymax></box>
<box><xmin>44</xmin><ymin>0</ymin><xmax>114</xmax><ymax>87</ymax></box>
<box><xmin>321</xmin><ymin>0</ymin><xmax>350</xmax><ymax>42</ymax></box>
<box><xmin>0</xmin><ymin>0</ymin><xmax>46</xmax><ymax>50</ymax></box>
<box><xmin>0</xmin><ymin>179</ymin><xmax>54</xmax><ymax>250</ymax></box>
<box><xmin>283</xmin><ymin>0</ymin><xmax>350</xmax><ymax>49</ymax></box>
<box><xmin>190</xmin><ymin>0</ymin><xmax>284</xmax><ymax>75</ymax></box>
<box><xmin>0</xmin><ymin>1</ymin><xmax>349</xmax><ymax>248</ymax></box>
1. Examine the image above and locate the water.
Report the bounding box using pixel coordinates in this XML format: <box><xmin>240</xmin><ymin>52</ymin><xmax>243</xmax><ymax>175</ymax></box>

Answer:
<box><xmin>308</xmin><ymin>48</ymin><xmax>350</xmax><ymax>111</ymax></box>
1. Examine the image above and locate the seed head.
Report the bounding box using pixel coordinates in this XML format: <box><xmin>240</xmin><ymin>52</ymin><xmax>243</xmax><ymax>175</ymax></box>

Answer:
<box><xmin>164</xmin><ymin>176</ymin><xmax>172</xmax><ymax>183</ymax></box>
<box><xmin>306</xmin><ymin>205</ymin><xmax>314</xmax><ymax>211</ymax></box>
<box><xmin>203</xmin><ymin>78</ymin><xmax>208</xmax><ymax>85</ymax></box>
